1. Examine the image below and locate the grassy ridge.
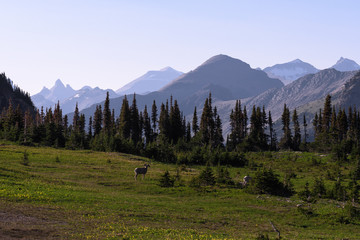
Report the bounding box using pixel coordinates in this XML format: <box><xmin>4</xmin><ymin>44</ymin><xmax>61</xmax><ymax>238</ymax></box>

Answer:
<box><xmin>0</xmin><ymin>141</ymin><xmax>359</xmax><ymax>239</ymax></box>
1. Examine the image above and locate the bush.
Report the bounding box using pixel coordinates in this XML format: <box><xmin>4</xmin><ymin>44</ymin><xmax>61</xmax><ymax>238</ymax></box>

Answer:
<box><xmin>247</xmin><ymin>168</ymin><xmax>293</xmax><ymax>197</ymax></box>
<box><xmin>216</xmin><ymin>166</ymin><xmax>234</xmax><ymax>186</ymax></box>
<box><xmin>22</xmin><ymin>150</ymin><xmax>29</xmax><ymax>166</ymax></box>
<box><xmin>298</xmin><ymin>182</ymin><xmax>313</xmax><ymax>202</ymax></box>
<box><xmin>190</xmin><ymin>165</ymin><xmax>216</xmax><ymax>188</ymax></box>
<box><xmin>329</xmin><ymin>178</ymin><xmax>347</xmax><ymax>201</ymax></box>
<box><xmin>219</xmin><ymin>151</ymin><xmax>248</xmax><ymax>167</ymax></box>
<box><xmin>159</xmin><ymin>170</ymin><xmax>175</xmax><ymax>187</ymax></box>
<box><xmin>312</xmin><ymin>177</ymin><xmax>326</xmax><ymax>198</ymax></box>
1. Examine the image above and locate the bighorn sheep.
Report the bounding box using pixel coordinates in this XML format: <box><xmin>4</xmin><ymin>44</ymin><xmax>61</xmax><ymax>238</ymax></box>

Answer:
<box><xmin>242</xmin><ymin>176</ymin><xmax>252</xmax><ymax>187</ymax></box>
<box><xmin>134</xmin><ymin>164</ymin><xmax>150</xmax><ymax>180</ymax></box>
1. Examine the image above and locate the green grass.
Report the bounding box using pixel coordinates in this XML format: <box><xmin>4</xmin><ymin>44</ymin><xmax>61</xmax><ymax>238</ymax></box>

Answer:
<box><xmin>0</xmin><ymin>141</ymin><xmax>359</xmax><ymax>239</ymax></box>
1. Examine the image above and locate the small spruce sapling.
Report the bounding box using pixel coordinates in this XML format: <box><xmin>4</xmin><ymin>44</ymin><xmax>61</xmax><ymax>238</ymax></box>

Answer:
<box><xmin>22</xmin><ymin>150</ymin><xmax>29</xmax><ymax>166</ymax></box>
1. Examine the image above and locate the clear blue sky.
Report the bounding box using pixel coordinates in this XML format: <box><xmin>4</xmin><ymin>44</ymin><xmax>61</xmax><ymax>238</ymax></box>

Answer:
<box><xmin>0</xmin><ymin>0</ymin><xmax>359</xmax><ymax>95</ymax></box>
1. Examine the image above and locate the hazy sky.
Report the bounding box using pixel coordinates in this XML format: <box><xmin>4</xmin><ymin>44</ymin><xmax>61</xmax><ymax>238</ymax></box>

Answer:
<box><xmin>0</xmin><ymin>0</ymin><xmax>359</xmax><ymax>95</ymax></box>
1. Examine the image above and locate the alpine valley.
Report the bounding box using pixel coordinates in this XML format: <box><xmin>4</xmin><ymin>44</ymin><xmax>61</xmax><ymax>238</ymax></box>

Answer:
<box><xmin>62</xmin><ymin>54</ymin><xmax>360</xmax><ymax>138</ymax></box>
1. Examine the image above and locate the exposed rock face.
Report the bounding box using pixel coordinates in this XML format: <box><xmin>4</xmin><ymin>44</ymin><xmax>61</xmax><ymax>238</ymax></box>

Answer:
<box><xmin>241</xmin><ymin>69</ymin><xmax>356</xmax><ymax>120</ymax></box>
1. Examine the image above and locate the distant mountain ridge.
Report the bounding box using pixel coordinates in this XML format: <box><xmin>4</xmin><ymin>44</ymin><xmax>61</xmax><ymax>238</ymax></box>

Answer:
<box><xmin>116</xmin><ymin>67</ymin><xmax>183</xmax><ymax>96</ymax></box>
<box><xmin>263</xmin><ymin>59</ymin><xmax>319</xmax><ymax>85</ymax></box>
<box><xmin>159</xmin><ymin>54</ymin><xmax>284</xmax><ymax>104</ymax></box>
<box><xmin>32</xmin><ymin>67</ymin><xmax>183</xmax><ymax>114</ymax></box>
<box><xmin>73</xmin><ymin>54</ymin><xmax>285</xmax><ymax>128</ymax></box>
<box><xmin>241</xmin><ymin>68</ymin><xmax>357</xmax><ymax>120</ymax></box>
<box><xmin>331</xmin><ymin>57</ymin><xmax>360</xmax><ymax>72</ymax></box>
<box><xmin>31</xmin><ymin>80</ymin><xmax>118</xmax><ymax>114</ymax></box>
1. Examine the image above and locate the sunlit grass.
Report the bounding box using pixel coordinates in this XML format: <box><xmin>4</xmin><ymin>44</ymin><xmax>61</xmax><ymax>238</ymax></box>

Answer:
<box><xmin>0</xmin><ymin>141</ymin><xmax>359</xmax><ymax>239</ymax></box>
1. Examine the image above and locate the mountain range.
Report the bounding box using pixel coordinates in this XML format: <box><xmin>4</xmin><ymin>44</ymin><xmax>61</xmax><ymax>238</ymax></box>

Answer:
<box><xmin>331</xmin><ymin>57</ymin><xmax>360</xmax><ymax>72</ymax></box>
<box><xmin>263</xmin><ymin>59</ymin><xmax>319</xmax><ymax>85</ymax></box>
<box><xmin>31</xmin><ymin>67</ymin><xmax>182</xmax><ymax>114</ymax></box>
<box><xmin>116</xmin><ymin>67</ymin><xmax>183</xmax><ymax>96</ymax></box>
<box><xmin>263</xmin><ymin>57</ymin><xmax>360</xmax><ymax>85</ymax></box>
<box><xmin>30</xmin><ymin>54</ymin><xmax>360</xmax><ymax>140</ymax></box>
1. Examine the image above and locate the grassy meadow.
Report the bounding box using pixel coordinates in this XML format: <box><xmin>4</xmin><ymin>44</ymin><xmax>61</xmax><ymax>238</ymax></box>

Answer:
<box><xmin>0</xmin><ymin>141</ymin><xmax>359</xmax><ymax>239</ymax></box>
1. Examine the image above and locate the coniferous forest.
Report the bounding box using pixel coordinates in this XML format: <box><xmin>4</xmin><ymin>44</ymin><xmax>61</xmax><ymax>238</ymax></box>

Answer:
<box><xmin>2</xmin><ymin>71</ymin><xmax>360</xmax><ymax>197</ymax></box>
<box><xmin>2</xmin><ymin>72</ymin><xmax>360</xmax><ymax>238</ymax></box>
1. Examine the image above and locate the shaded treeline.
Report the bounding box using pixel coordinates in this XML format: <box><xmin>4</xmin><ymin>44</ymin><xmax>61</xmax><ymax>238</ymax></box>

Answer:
<box><xmin>2</xmin><ymin>71</ymin><xmax>360</xmax><ymax>166</ymax></box>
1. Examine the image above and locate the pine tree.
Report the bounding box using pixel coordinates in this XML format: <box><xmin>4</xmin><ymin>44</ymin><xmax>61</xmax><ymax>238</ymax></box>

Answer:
<box><xmin>88</xmin><ymin>116</ymin><xmax>93</xmax><ymax>139</ymax></box>
<box><xmin>73</xmin><ymin>103</ymin><xmax>79</xmax><ymax>131</ymax></box>
<box><xmin>279</xmin><ymin>104</ymin><xmax>292</xmax><ymax>150</ymax></box>
<box><xmin>143</xmin><ymin>105</ymin><xmax>152</xmax><ymax>144</ymax></box>
<box><xmin>118</xmin><ymin>96</ymin><xmax>130</xmax><ymax>139</ymax></box>
<box><xmin>229</xmin><ymin>100</ymin><xmax>245</xmax><ymax>148</ymax></box>
<box><xmin>214</xmin><ymin>111</ymin><xmax>224</xmax><ymax>147</ymax></box>
<box><xmin>151</xmin><ymin>100</ymin><xmax>158</xmax><ymax>133</ymax></box>
<box><xmin>303</xmin><ymin>114</ymin><xmax>308</xmax><ymax>144</ymax></box>
<box><xmin>93</xmin><ymin>105</ymin><xmax>103</xmax><ymax>136</ymax></box>
<box><xmin>313</xmin><ymin>112</ymin><xmax>319</xmax><ymax>138</ymax></box>
<box><xmin>292</xmin><ymin>109</ymin><xmax>301</xmax><ymax>150</ymax></box>
<box><xmin>159</xmin><ymin>102</ymin><xmax>170</xmax><ymax>140</ymax></box>
<box><xmin>192</xmin><ymin>106</ymin><xmax>199</xmax><ymax>135</ymax></box>
<box><xmin>322</xmin><ymin>94</ymin><xmax>332</xmax><ymax>133</ymax></box>
<box><xmin>337</xmin><ymin>109</ymin><xmax>348</xmax><ymax>142</ymax></box>
<box><xmin>130</xmin><ymin>94</ymin><xmax>140</xmax><ymax>144</ymax></box>
<box><xmin>79</xmin><ymin>114</ymin><xmax>86</xmax><ymax>147</ymax></box>
<box><xmin>169</xmin><ymin>100</ymin><xmax>182</xmax><ymax>143</ymax></box>
<box><xmin>268</xmin><ymin>111</ymin><xmax>277</xmax><ymax>150</ymax></box>
<box><xmin>199</xmin><ymin>98</ymin><xmax>211</xmax><ymax>145</ymax></box>
<box><xmin>102</xmin><ymin>92</ymin><xmax>112</xmax><ymax>135</ymax></box>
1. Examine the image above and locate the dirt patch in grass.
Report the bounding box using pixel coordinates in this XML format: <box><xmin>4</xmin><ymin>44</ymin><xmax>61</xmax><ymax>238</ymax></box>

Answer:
<box><xmin>0</xmin><ymin>202</ymin><xmax>69</xmax><ymax>239</ymax></box>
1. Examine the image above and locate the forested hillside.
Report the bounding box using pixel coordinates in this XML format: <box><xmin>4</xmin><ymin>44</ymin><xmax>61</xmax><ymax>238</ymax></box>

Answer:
<box><xmin>0</xmin><ymin>73</ymin><xmax>35</xmax><ymax>116</ymax></box>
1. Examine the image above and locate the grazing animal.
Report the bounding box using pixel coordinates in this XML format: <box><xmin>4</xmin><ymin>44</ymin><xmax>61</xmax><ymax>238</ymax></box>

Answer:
<box><xmin>243</xmin><ymin>176</ymin><xmax>252</xmax><ymax>186</ymax></box>
<box><xmin>134</xmin><ymin>164</ymin><xmax>150</xmax><ymax>180</ymax></box>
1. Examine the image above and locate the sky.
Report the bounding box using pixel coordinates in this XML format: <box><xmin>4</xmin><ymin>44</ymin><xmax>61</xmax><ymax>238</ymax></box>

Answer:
<box><xmin>0</xmin><ymin>0</ymin><xmax>359</xmax><ymax>95</ymax></box>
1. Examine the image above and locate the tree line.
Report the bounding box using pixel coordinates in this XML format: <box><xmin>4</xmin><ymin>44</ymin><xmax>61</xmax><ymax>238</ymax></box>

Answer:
<box><xmin>1</xmin><ymin>87</ymin><xmax>360</xmax><ymax>165</ymax></box>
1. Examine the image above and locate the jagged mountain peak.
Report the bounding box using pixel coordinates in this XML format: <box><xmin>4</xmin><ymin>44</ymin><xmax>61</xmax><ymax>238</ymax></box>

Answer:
<box><xmin>54</xmin><ymin>79</ymin><xmax>65</xmax><ymax>88</ymax></box>
<box><xmin>332</xmin><ymin>57</ymin><xmax>360</xmax><ymax>72</ymax></box>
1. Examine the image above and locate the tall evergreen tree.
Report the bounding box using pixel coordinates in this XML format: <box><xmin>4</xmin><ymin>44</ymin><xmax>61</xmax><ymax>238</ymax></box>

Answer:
<box><xmin>279</xmin><ymin>104</ymin><xmax>292</xmax><ymax>150</ymax></box>
<box><xmin>192</xmin><ymin>106</ymin><xmax>199</xmax><ymax>135</ymax></box>
<box><xmin>130</xmin><ymin>94</ymin><xmax>140</xmax><ymax>144</ymax></box>
<box><xmin>102</xmin><ymin>92</ymin><xmax>112</xmax><ymax>135</ymax></box>
<box><xmin>199</xmin><ymin>98</ymin><xmax>212</xmax><ymax>145</ymax></box>
<box><xmin>92</xmin><ymin>105</ymin><xmax>102</xmax><ymax>136</ymax></box>
<box><xmin>159</xmin><ymin>102</ymin><xmax>170</xmax><ymax>140</ymax></box>
<box><xmin>292</xmin><ymin>109</ymin><xmax>301</xmax><ymax>150</ymax></box>
<box><xmin>322</xmin><ymin>94</ymin><xmax>332</xmax><ymax>133</ymax></box>
<box><xmin>303</xmin><ymin>114</ymin><xmax>308</xmax><ymax>144</ymax></box>
<box><xmin>169</xmin><ymin>100</ymin><xmax>183</xmax><ymax>143</ymax></box>
<box><xmin>213</xmin><ymin>109</ymin><xmax>224</xmax><ymax>147</ymax></box>
<box><xmin>118</xmin><ymin>96</ymin><xmax>130</xmax><ymax>139</ymax></box>
<box><xmin>151</xmin><ymin>100</ymin><xmax>158</xmax><ymax>133</ymax></box>
<box><xmin>88</xmin><ymin>116</ymin><xmax>93</xmax><ymax>140</ymax></box>
<box><xmin>143</xmin><ymin>105</ymin><xmax>152</xmax><ymax>144</ymax></box>
<box><xmin>73</xmin><ymin>103</ymin><xmax>79</xmax><ymax>131</ymax></box>
<box><xmin>268</xmin><ymin>111</ymin><xmax>277</xmax><ymax>150</ymax></box>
